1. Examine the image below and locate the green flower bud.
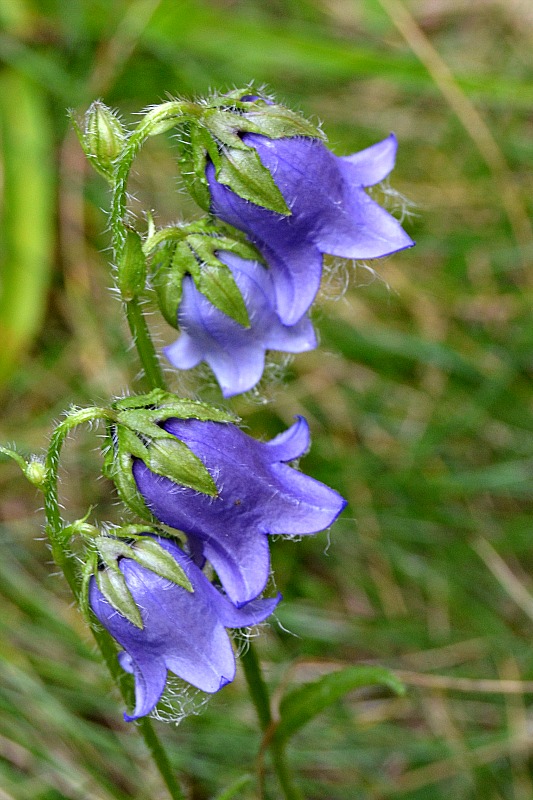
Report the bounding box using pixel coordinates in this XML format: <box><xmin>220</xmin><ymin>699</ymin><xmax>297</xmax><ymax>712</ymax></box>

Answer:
<box><xmin>84</xmin><ymin>101</ymin><xmax>125</xmax><ymax>177</ymax></box>
<box><xmin>117</xmin><ymin>227</ymin><xmax>147</xmax><ymax>301</ymax></box>
<box><xmin>25</xmin><ymin>459</ymin><xmax>46</xmax><ymax>488</ymax></box>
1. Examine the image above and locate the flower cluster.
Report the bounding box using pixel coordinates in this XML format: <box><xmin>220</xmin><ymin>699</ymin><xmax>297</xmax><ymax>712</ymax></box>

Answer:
<box><xmin>81</xmin><ymin>92</ymin><xmax>412</xmax><ymax>721</ymax></box>
<box><xmin>92</xmin><ymin>411</ymin><xmax>345</xmax><ymax>720</ymax></box>
<box><xmin>149</xmin><ymin>94</ymin><xmax>413</xmax><ymax>396</ymax></box>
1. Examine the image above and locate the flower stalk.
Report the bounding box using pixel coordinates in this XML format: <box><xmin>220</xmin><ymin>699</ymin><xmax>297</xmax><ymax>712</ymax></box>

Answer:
<box><xmin>43</xmin><ymin>407</ymin><xmax>113</xmax><ymax>597</ymax></box>
<box><xmin>109</xmin><ymin>101</ymin><xmax>201</xmax><ymax>391</ymax></box>
<box><xmin>41</xmin><ymin>406</ymin><xmax>186</xmax><ymax>800</ymax></box>
<box><xmin>118</xmin><ymin>223</ymin><xmax>305</xmax><ymax>796</ymax></box>
<box><xmin>240</xmin><ymin>645</ymin><xmax>303</xmax><ymax>800</ymax></box>
<box><xmin>104</xmin><ymin>100</ymin><xmax>329</xmax><ymax>798</ymax></box>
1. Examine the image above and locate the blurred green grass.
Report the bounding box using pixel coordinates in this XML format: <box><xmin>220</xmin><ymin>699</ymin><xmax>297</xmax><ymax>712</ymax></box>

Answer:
<box><xmin>2</xmin><ymin>0</ymin><xmax>533</xmax><ymax>797</ymax></box>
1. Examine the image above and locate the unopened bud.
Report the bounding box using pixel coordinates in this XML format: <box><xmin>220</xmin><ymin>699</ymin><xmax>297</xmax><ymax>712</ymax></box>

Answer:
<box><xmin>25</xmin><ymin>460</ymin><xmax>46</xmax><ymax>488</ymax></box>
<box><xmin>117</xmin><ymin>228</ymin><xmax>147</xmax><ymax>301</ymax></box>
<box><xmin>85</xmin><ymin>101</ymin><xmax>125</xmax><ymax>173</ymax></box>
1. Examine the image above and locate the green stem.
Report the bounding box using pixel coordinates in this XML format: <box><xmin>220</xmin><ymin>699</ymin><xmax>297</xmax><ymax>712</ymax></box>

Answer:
<box><xmin>240</xmin><ymin>645</ymin><xmax>302</xmax><ymax>800</ymax></box>
<box><xmin>240</xmin><ymin>642</ymin><xmax>273</xmax><ymax>731</ymax></box>
<box><xmin>43</xmin><ymin>407</ymin><xmax>113</xmax><ymax>598</ymax></box>
<box><xmin>137</xmin><ymin>718</ymin><xmax>185</xmax><ymax>800</ymax></box>
<box><xmin>125</xmin><ymin>298</ymin><xmax>166</xmax><ymax>390</ymax></box>
<box><xmin>110</xmin><ymin>102</ymin><xmax>199</xmax><ymax>389</ymax></box>
<box><xmin>92</xmin><ymin>623</ymin><xmax>185</xmax><ymax>800</ymax></box>
<box><xmin>268</xmin><ymin>745</ymin><xmax>303</xmax><ymax>800</ymax></box>
<box><xmin>110</xmin><ymin>101</ymin><xmax>197</xmax><ymax>263</ymax></box>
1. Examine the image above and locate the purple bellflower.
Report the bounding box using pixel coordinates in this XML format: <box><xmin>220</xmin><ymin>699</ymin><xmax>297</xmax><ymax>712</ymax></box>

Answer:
<box><xmin>89</xmin><ymin>536</ymin><xmax>281</xmax><ymax>721</ymax></box>
<box><xmin>207</xmin><ymin>133</ymin><xmax>414</xmax><ymax>325</ymax></box>
<box><xmin>164</xmin><ymin>251</ymin><xmax>316</xmax><ymax>397</ymax></box>
<box><xmin>133</xmin><ymin>416</ymin><xmax>346</xmax><ymax>607</ymax></box>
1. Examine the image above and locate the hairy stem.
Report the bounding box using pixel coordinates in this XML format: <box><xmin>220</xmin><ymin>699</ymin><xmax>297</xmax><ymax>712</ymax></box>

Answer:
<box><xmin>124</xmin><ymin>297</ymin><xmax>166</xmax><ymax>390</ymax></box>
<box><xmin>92</xmin><ymin>623</ymin><xmax>185</xmax><ymax>800</ymax></box>
<box><xmin>44</xmin><ymin>407</ymin><xmax>112</xmax><ymax>597</ymax></box>
<box><xmin>43</xmin><ymin>406</ymin><xmax>186</xmax><ymax>800</ymax></box>
<box><xmin>109</xmin><ymin>101</ymin><xmax>200</xmax><ymax>389</ymax></box>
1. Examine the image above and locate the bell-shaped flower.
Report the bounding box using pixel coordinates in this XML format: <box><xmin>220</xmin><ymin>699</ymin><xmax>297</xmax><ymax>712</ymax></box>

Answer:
<box><xmin>132</xmin><ymin>416</ymin><xmax>346</xmax><ymax>607</ymax></box>
<box><xmin>89</xmin><ymin>536</ymin><xmax>280</xmax><ymax>721</ymax></box>
<box><xmin>207</xmin><ymin>133</ymin><xmax>414</xmax><ymax>325</ymax></box>
<box><xmin>164</xmin><ymin>251</ymin><xmax>316</xmax><ymax>397</ymax></box>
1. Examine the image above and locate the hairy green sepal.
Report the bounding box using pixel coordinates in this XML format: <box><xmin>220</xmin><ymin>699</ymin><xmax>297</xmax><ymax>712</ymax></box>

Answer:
<box><xmin>96</xmin><ymin>563</ymin><xmax>144</xmax><ymax>628</ymax></box>
<box><xmin>178</xmin><ymin>91</ymin><xmax>324</xmax><ymax>215</ymax></box>
<box><xmin>148</xmin><ymin>223</ymin><xmax>261</xmax><ymax>327</ymax></box>
<box><xmin>93</xmin><ymin>534</ymin><xmax>194</xmax><ymax>628</ymax></box>
<box><xmin>103</xmin><ymin>390</ymin><xmax>237</xmax><ymax>520</ymax></box>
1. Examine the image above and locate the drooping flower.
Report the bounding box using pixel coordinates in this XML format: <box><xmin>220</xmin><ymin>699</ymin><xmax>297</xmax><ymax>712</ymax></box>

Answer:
<box><xmin>207</xmin><ymin>133</ymin><xmax>414</xmax><ymax>325</ymax></box>
<box><xmin>89</xmin><ymin>536</ymin><xmax>280</xmax><ymax>721</ymax></box>
<box><xmin>133</xmin><ymin>416</ymin><xmax>346</xmax><ymax>607</ymax></box>
<box><xmin>164</xmin><ymin>251</ymin><xmax>317</xmax><ymax>397</ymax></box>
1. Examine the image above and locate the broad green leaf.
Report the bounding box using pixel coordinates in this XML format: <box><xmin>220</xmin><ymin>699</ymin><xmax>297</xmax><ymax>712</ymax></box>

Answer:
<box><xmin>216</xmin><ymin>146</ymin><xmax>290</xmax><ymax>215</ymax></box>
<box><xmin>273</xmin><ymin>666</ymin><xmax>405</xmax><ymax>746</ymax></box>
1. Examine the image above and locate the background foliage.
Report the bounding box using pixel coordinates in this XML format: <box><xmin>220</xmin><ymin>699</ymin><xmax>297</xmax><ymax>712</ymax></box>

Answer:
<box><xmin>1</xmin><ymin>0</ymin><xmax>533</xmax><ymax>797</ymax></box>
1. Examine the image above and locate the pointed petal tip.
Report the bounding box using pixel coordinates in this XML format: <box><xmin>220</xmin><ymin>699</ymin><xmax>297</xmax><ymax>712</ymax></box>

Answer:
<box><xmin>266</xmin><ymin>415</ymin><xmax>310</xmax><ymax>462</ymax></box>
<box><xmin>218</xmin><ymin>675</ymin><xmax>233</xmax><ymax>690</ymax></box>
<box><xmin>376</xmin><ymin>234</ymin><xmax>416</xmax><ymax>257</ymax></box>
<box><xmin>339</xmin><ymin>132</ymin><xmax>399</xmax><ymax>187</ymax></box>
<box><xmin>328</xmin><ymin>492</ymin><xmax>348</xmax><ymax>522</ymax></box>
